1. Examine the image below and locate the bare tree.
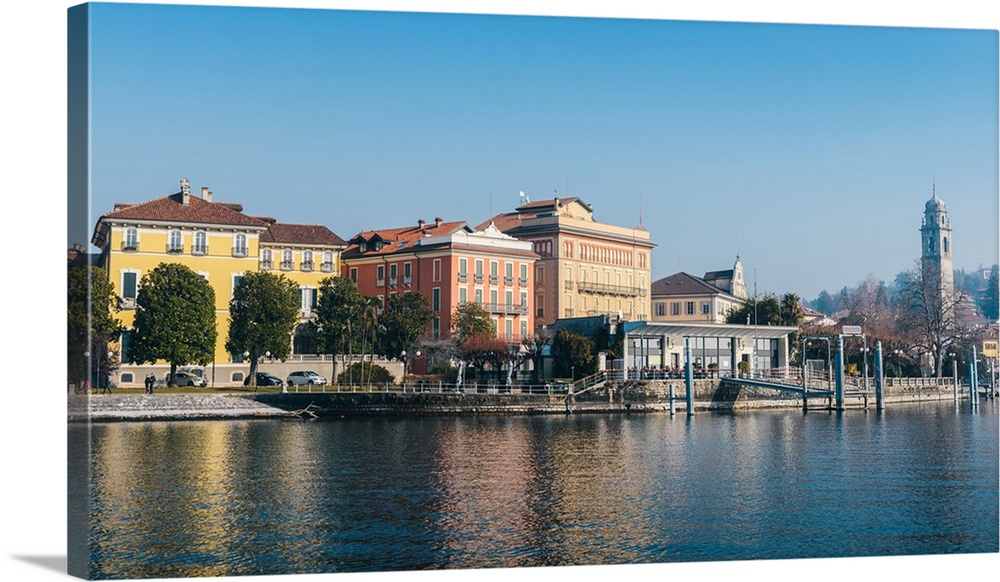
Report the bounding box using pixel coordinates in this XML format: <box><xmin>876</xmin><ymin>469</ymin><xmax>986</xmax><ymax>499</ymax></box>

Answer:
<box><xmin>897</xmin><ymin>261</ymin><xmax>964</xmax><ymax>377</ymax></box>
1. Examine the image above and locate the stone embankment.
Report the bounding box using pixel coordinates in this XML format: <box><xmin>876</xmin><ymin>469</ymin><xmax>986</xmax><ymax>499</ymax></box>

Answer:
<box><xmin>69</xmin><ymin>380</ymin><xmax>976</xmax><ymax>422</ymax></box>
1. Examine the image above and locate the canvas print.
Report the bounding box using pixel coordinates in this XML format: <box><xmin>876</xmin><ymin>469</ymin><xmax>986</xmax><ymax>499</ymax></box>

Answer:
<box><xmin>67</xmin><ymin>2</ymin><xmax>999</xmax><ymax>580</ymax></box>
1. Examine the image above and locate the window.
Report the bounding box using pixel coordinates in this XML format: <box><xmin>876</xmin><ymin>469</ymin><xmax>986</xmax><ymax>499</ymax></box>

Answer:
<box><xmin>281</xmin><ymin>250</ymin><xmax>293</xmax><ymax>270</ymax></box>
<box><xmin>490</xmin><ymin>289</ymin><xmax>498</xmax><ymax>306</ymax></box>
<box><xmin>433</xmin><ymin>259</ymin><xmax>442</xmax><ymax>282</ymax></box>
<box><xmin>686</xmin><ymin>301</ymin><xmax>695</xmax><ymax>315</ymax></box>
<box><xmin>121</xmin><ymin>373</ymin><xmax>134</xmax><ymax>384</ymax></box>
<box><xmin>519</xmin><ymin>263</ymin><xmax>528</xmax><ymax>285</ymax></box>
<box><xmin>505</xmin><ymin>318</ymin><xmax>513</xmax><ymax>339</ymax></box>
<box><xmin>458</xmin><ymin>258</ymin><xmax>468</xmax><ymax>282</ymax></box>
<box><xmin>536</xmin><ymin>265</ymin><xmax>545</xmax><ymax>284</ymax></box>
<box><xmin>376</xmin><ymin>265</ymin><xmax>385</xmax><ymax>286</ymax></box>
<box><xmin>233</xmin><ymin>233</ymin><xmax>248</xmax><ymax>257</ymax></box>
<box><xmin>302</xmin><ymin>251</ymin><xmax>314</xmax><ymax>271</ymax></box>
<box><xmin>520</xmin><ymin>291</ymin><xmax>527</xmax><ymax>307</ymax></box>
<box><xmin>350</xmin><ymin>267</ymin><xmax>358</xmax><ymax>283</ymax></box>
<box><xmin>671</xmin><ymin>302</ymin><xmax>680</xmax><ymax>316</ymax></box>
<box><xmin>167</xmin><ymin>230</ymin><xmax>182</xmax><ymax>252</ymax></box>
<box><xmin>474</xmin><ymin>259</ymin><xmax>484</xmax><ymax>283</ymax></box>
<box><xmin>433</xmin><ymin>317</ymin><xmax>441</xmax><ymax>340</ymax></box>
<box><xmin>489</xmin><ymin>261</ymin><xmax>498</xmax><ymax>284</ymax></box>
<box><xmin>504</xmin><ymin>262</ymin><xmax>513</xmax><ymax>284</ymax></box>
<box><xmin>403</xmin><ymin>262</ymin><xmax>412</xmax><ymax>284</ymax></box>
<box><xmin>233</xmin><ymin>274</ymin><xmax>244</xmax><ymax>296</ymax></box>
<box><xmin>261</xmin><ymin>249</ymin><xmax>273</xmax><ymax>270</ymax></box>
<box><xmin>390</xmin><ymin>263</ymin><xmax>398</xmax><ymax>285</ymax></box>
<box><xmin>122</xmin><ymin>272</ymin><xmax>138</xmax><ymax>300</ymax></box>
<box><xmin>505</xmin><ymin>290</ymin><xmax>513</xmax><ymax>309</ymax></box>
<box><xmin>432</xmin><ymin>287</ymin><xmax>440</xmax><ymax>311</ymax></box>
<box><xmin>535</xmin><ymin>294</ymin><xmax>544</xmax><ymax>317</ymax></box>
<box><xmin>656</xmin><ymin>302</ymin><xmax>666</xmax><ymax>316</ymax></box>
<box><xmin>300</xmin><ymin>288</ymin><xmax>317</xmax><ymax>313</ymax></box>
<box><xmin>943</xmin><ymin>237</ymin><xmax>949</xmax><ymax>254</ymax></box>
<box><xmin>520</xmin><ymin>320</ymin><xmax>528</xmax><ymax>340</ymax></box>
<box><xmin>475</xmin><ymin>288</ymin><xmax>483</xmax><ymax>304</ymax></box>
<box><xmin>459</xmin><ymin>287</ymin><xmax>468</xmax><ymax>304</ymax></box>
<box><xmin>322</xmin><ymin>251</ymin><xmax>334</xmax><ymax>272</ymax></box>
<box><xmin>123</xmin><ymin>228</ymin><xmax>138</xmax><ymax>251</ymax></box>
<box><xmin>193</xmin><ymin>231</ymin><xmax>208</xmax><ymax>255</ymax></box>
<box><xmin>120</xmin><ymin>330</ymin><xmax>132</xmax><ymax>363</ymax></box>
<box><xmin>701</xmin><ymin>301</ymin><xmax>710</xmax><ymax>315</ymax></box>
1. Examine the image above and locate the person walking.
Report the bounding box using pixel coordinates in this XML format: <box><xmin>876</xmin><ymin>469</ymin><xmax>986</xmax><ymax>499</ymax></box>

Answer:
<box><xmin>145</xmin><ymin>373</ymin><xmax>154</xmax><ymax>395</ymax></box>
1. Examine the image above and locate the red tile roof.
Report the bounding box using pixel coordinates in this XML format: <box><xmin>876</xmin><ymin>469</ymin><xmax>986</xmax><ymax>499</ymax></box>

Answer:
<box><xmin>261</xmin><ymin>223</ymin><xmax>347</xmax><ymax>247</ymax></box>
<box><xmin>343</xmin><ymin>219</ymin><xmax>469</xmax><ymax>258</ymax></box>
<box><xmin>100</xmin><ymin>192</ymin><xmax>269</xmax><ymax>228</ymax></box>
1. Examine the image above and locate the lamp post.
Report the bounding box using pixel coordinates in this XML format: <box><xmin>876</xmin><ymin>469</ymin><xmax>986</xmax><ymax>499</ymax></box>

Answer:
<box><xmin>401</xmin><ymin>350</ymin><xmax>407</xmax><ymax>386</ymax></box>
<box><xmin>894</xmin><ymin>349</ymin><xmax>903</xmax><ymax>379</ymax></box>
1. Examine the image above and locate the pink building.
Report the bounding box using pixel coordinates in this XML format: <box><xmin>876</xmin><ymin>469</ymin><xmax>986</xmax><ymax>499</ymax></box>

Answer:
<box><xmin>341</xmin><ymin>218</ymin><xmax>538</xmax><ymax>345</ymax></box>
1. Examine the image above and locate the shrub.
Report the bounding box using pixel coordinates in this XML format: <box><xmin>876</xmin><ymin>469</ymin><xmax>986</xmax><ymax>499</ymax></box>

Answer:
<box><xmin>336</xmin><ymin>362</ymin><xmax>394</xmax><ymax>385</ymax></box>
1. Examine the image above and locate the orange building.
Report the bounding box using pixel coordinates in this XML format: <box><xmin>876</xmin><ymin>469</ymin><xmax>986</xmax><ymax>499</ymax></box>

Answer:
<box><xmin>341</xmin><ymin>218</ymin><xmax>538</xmax><ymax>345</ymax></box>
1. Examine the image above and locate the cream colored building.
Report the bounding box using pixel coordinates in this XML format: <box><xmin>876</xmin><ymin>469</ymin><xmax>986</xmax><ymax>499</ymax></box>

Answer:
<box><xmin>480</xmin><ymin>197</ymin><xmax>654</xmax><ymax>329</ymax></box>
<box><xmin>649</xmin><ymin>257</ymin><xmax>748</xmax><ymax>324</ymax></box>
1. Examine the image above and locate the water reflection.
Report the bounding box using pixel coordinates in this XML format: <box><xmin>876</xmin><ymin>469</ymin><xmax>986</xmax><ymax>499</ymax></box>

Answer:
<box><xmin>77</xmin><ymin>400</ymin><xmax>998</xmax><ymax>578</ymax></box>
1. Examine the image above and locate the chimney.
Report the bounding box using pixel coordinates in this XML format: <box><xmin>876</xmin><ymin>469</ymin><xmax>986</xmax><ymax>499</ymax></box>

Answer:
<box><xmin>201</xmin><ymin>187</ymin><xmax>213</xmax><ymax>202</ymax></box>
<box><xmin>417</xmin><ymin>219</ymin><xmax>425</xmax><ymax>228</ymax></box>
<box><xmin>434</xmin><ymin>217</ymin><xmax>443</xmax><ymax>227</ymax></box>
<box><xmin>181</xmin><ymin>178</ymin><xmax>191</xmax><ymax>205</ymax></box>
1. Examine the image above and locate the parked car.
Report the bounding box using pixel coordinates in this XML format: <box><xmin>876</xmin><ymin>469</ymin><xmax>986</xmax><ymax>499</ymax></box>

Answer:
<box><xmin>287</xmin><ymin>371</ymin><xmax>327</xmax><ymax>386</ymax></box>
<box><xmin>173</xmin><ymin>371</ymin><xmax>207</xmax><ymax>387</ymax></box>
<box><xmin>244</xmin><ymin>372</ymin><xmax>283</xmax><ymax>387</ymax></box>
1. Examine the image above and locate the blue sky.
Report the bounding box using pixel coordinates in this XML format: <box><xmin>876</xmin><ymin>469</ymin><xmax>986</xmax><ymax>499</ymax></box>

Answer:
<box><xmin>80</xmin><ymin>2</ymin><xmax>998</xmax><ymax>302</ymax></box>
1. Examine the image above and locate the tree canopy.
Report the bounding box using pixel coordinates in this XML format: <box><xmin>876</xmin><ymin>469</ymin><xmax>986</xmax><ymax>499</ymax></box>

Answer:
<box><xmin>550</xmin><ymin>329</ymin><xmax>595</xmax><ymax>380</ymax></box>
<box><xmin>379</xmin><ymin>291</ymin><xmax>434</xmax><ymax>359</ymax></box>
<box><xmin>725</xmin><ymin>292</ymin><xmax>803</xmax><ymax>327</ymax></box>
<box><xmin>315</xmin><ymin>276</ymin><xmax>365</xmax><ymax>356</ymax></box>
<box><xmin>225</xmin><ymin>270</ymin><xmax>300</xmax><ymax>384</ymax></box>
<box><xmin>130</xmin><ymin>262</ymin><xmax>216</xmax><ymax>384</ymax></box>
<box><xmin>67</xmin><ymin>265</ymin><xmax>120</xmax><ymax>388</ymax></box>
<box><xmin>452</xmin><ymin>302</ymin><xmax>495</xmax><ymax>340</ymax></box>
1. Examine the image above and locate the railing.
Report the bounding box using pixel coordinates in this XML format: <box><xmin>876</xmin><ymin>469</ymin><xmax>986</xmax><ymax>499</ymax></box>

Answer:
<box><xmin>232</xmin><ymin>246</ymin><xmax>248</xmax><ymax>258</ymax></box>
<box><xmin>389</xmin><ymin>277</ymin><xmax>397</xmax><ymax>286</ymax></box>
<box><xmin>474</xmin><ymin>274</ymin><xmax>484</xmax><ymax>283</ymax></box>
<box><xmin>576</xmin><ymin>281</ymin><xmax>642</xmax><ymax>296</ymax></box>
<box><xmin>564</xmin><ymin>280</ymin><xmax>575</xmax><ymax>290</ymax></box>
<box><xmin>458</xmin><ymin>273</ymin><xmax>468</xmax><ymax>283</ymax></box>
<box><xmin>376</xmin><ymin>278</ymin><xmax>385</xmax><ymax>287</ymax></box>
<box><xmin>192</xmin><ymin>245</ymin><xmax>209</xmax><ymax>256</ymax></box>
<box><xmin>120</xmin><ymin>297</ymin><xmax>136</xmax><ymax>309</ymax></box>
<box><xmin>301</xmin><ymin>261</ymin><xmax>314</xmax><ymax>272</ymax></box>
<box><xmin>260</xmin><ymin>260</ymin><xmax>273</xmax><ymax>270</ymax></box>
<box><xmin>402</xmin><ymin>276</ymin><xmax>412</xmax><ymax>286</ymax></box>
<box><xmin>481</xmin><ymin>302</ymin><xmax>528</xmax><ymax>315</ymax></box>
<box><xmin>321</xmin><ymin>262</ymin><xmax>335</xmax><ymax>273</ymax></box>
<box><xmin>120</xmin><ymin>241</ymin><xmax>139</xmax><ymax>252</ymax></box>
<box><xmin>166</xmin><ymin>244</ymin><xmax>184</xmax><ymax>253</ymax></box>
<box><xmin>504</xmin><ymin>276</ymin><xmax>513</xmax><ymax>285</ymax></box>
<box><xmin>280</xmin><ymin>261</ymin><xmax>294</xmax><ymax>270</ymax></box>
<box><xmin>489</xmin><ymin>275</ymin><xmax>499</xmax><ymax>284</ymax></box>
<box><xmin>519</xmin><ymin>277</ymin><xmax>528</xmax><ymax>286</ymax></box>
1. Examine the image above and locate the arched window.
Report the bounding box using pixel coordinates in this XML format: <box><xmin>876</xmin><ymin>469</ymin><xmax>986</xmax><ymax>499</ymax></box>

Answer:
<box><xmin>261</xmin><ymin>249</ymin><xmax>273</xmax><ymax>269</ymax></box>
<box><xmin>193</xmin><ymin>231</ymin><xmax>207</xmax><ymax>255</ymax></box>
<box><xmin>123</xmin><ymin>228</ymin><xmax>138</xmax><ymax>251</ymax></box>
<box><xmin>233</xmin><ymin>233</ymin><xmax>248</xmax><ymax>257</ymax></box>
<box><xmin>168</xmin><ymin>230</ymin><xmax>182</xmax><ymax>252</ymax></box>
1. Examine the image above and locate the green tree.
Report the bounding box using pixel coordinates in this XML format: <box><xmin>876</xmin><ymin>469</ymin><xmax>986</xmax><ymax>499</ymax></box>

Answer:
<box><xmin>225</xmin><ymin>271</ymin><xmax>300</xmax><ymax>388</ymax></box>
<box><xmin>725</xmin><ymin>293</ymin><xmax>802</xmax><ymax>327</ymax></box>
<box><xmin>550</xmin><ymin>329</ymin><xmax>595</xmax><ymax>380</ymax></box>
<box><xmin>981</xmin><ymin>265</ymin><xmax>999</xmax><ymax>321</ymax></box>
<box><xmin>379</xmin><ymin>291</ymin><xmax>434</xmax><ymax>359</ymax></box>
<box><xmin>67</xmin><ymin>265</ymin><xmax>120</xmax><ymax>389</ymax></box>
<box><xmin>130</xmin><ymin>263</ymin><xmax>216</xmax><ymax>385</ymax></box>
<box><xmin>453</xmin><ymin>302</ymin><xmax>495</xmax><ymax>341</ymax></box>
<box><xmin>315</xmin><ymin>276</ymin><xmax>365</xmax><ymax>356</ymax></box>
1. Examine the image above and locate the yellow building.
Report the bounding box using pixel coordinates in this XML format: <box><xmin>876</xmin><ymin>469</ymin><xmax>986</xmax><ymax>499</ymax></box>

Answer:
<box><xmin>480</xmin><ymin>197</ymin><xmax>655</xmax><ymax>328</ymax></box>
<box><xmin>649</xmin><ymin>258</ymin><xmax>748</xmax><ymax>324</ymax></box>
<box><xmin>91</xmin><ymin>179</ymin><xmax>345</xmax><ymax>387</ymax></box>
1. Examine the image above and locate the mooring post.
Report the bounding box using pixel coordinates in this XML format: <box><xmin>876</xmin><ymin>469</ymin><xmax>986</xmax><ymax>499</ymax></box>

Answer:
<box><xmin>669</xmin><ymin>384</ymin><xmax>676</xmax><ymax>415</ymax></box>
<box><xmin>952</xmin><ymin>358</ymin><xmax>959</xmax><ymax>404</ymax></box>
<box><xmin>971</xmin><ymin>346</ymin><xmax>979</xmax><ymax>409</ymax></box>
<box><xmin>835</xmin><ymin>335</ymin><xmax>845</xmax><ymax>411</ymax></box>
<box><xmin>874</xmin><ymin>340</ymin><xmax>884</xmax><ymax>411</ymax></box>
<box><xmin>685</xmin><ymin>337</ymin><xmax>694</xmax><ymax>415</ymax></box>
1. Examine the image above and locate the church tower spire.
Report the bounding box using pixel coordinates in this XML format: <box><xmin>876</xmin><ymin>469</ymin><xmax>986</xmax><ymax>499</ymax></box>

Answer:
<box><xmin>920</xmin><ymin>185</ymin><xmax>954</xmax><ymax>313</ymax></box>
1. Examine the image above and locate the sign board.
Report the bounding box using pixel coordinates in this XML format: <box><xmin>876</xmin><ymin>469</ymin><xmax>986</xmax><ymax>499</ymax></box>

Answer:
<box><xmin>842</xmin><ymin>325</ymin><xmax>862</xmax><ymax>335</ymax></box>
<box><xmin>984</xmin><ymin>340</ymin><xmax>999</xmax><ymax>358</ymax></box>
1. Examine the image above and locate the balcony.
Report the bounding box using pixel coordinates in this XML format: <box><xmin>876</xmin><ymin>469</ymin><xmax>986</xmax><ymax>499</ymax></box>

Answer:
<box><xmin>120</xmin><ymin>297</ymin><xmax>136</xmax><ymax>310</ymax></box>
<box><xmin>474</xmin><ymin>273</ymin><xmax>484</xmax><ymax>284</ymax></box>
<box><xmin>504</xmin><ymin>276</ymin><xmax>513</xmax><ymax>285</ymax></box>
<box><xmin>301</xmin><ymin>261</ymin><xmax>314</xmax><ymax>272</ymax></box>
<box><xmin>402</xmin><ymin>276</ymin><xmax>412</xmax><ymax>286</ymax></box>
<box><xmin>192</xmin><ymin>245</ymin><xmax>209</xmax><ymax>256</ymax></box>
<box><xmin>166</xmin><ymin>244</ymin><xmax>184</xmax><ymax>254</ymax></box>
<box><xmin>280</xmin><ymin>261</ymin><xmax>294</xmax><ymax>271</ymax></box>
<box><xmin>260</xmin><ymin>260</ymin><xmax>273</xmax><ymax>270</ymax></box>
<box><xmin>519</xmin><ymin>277</ymin><xmax>528</xmax><ymax>286</ymax></box>
<box><xmin>376</xmin><ymin>278</ymin><xmax>385</xmax><ymax>287</ymax></box>
<box><xmin>564</xmin><ymin>308</ymin><xmax>574</xmax><ymax>317</ymax></box>
<box><xmin>321</xmin><ymin>262</ymin><xmax>335</xmax><ymax>273</ymax></box>
<box><xmin>389</xmin><ymin>277</ymin><xmax>398</xmax><ymax>287</ymax></box>
<box><xmin>576</xmin><ymin>280</ymin><xmax>642</xmax><ymax>297</ymax></box>
<box><xmin>232</xmin><ymin>246</ymin><xmax>248</xmax><ymax>258</ymax></box>
<box><xmin>489</xmin><ymin>275</ymin><xmax>499</xmax><ymax>284</ymax></box>
<box><xmin>481</xmin><ymin>302</ymin><xmax>528</xmax><ymax>315</ymax></box>
<box><xmin>120</xmin><ymin>241</ymin><xmax>139</xmax><ymax>252</ymax></box>
<box><xmin>458</xmin><ymin>273</ymin><xmax>468</xmax><ymax>283</ymax></box>
<box><xmin>564</xmin><ymin>280</ymin><xmax>575</xmax><ymax>291</ymax></box>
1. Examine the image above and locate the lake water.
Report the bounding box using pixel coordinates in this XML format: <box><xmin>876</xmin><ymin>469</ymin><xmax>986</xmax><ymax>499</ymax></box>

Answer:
<box><xmin>70</xmin><ymin>400</ymin><xmax>999</xmax><ymax>579</ymax></box>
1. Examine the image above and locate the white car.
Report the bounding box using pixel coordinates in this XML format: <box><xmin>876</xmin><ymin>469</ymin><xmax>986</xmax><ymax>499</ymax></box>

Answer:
<box><xmin>173</xmin><ymin>371</ymin><xmax>207</xmax><ymax>387</ymax></box>
<box><xmin>287</xmin><ymin>371</ymin><xmax>327</xmax><ymax>386</ymax></box>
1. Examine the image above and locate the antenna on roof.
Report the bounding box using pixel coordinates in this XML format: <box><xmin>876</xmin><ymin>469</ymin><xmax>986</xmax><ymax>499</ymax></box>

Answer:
<box><xmin>638</xmin><ymin>194</ymin><xmax>644</xmax><ymax>230</ymax></box>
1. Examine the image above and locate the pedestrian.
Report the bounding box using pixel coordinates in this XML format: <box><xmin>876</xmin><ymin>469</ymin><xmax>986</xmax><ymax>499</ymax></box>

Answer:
<box><xmin>145</xmin><ymin>373</ymin><xmax>154</xmax><ymax>395</ymax></box>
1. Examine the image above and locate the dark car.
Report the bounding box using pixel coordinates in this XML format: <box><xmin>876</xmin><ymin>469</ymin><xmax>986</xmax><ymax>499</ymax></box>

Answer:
<box><xmin>244</xmin><ymin>372</ymin><xmax>283</xmax><ymax>387</ymax></box>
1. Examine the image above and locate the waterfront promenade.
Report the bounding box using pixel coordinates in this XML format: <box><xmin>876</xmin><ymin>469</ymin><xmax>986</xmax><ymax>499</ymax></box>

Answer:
<box><xmin>69</xmin><ymin>377</ymin><xmax>979</xmax><ymax>422</ymax></box>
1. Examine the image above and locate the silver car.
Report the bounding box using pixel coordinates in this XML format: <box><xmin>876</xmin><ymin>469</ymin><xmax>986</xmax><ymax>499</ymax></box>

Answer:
<box><xmin>287</xmin><ymin>371</ymin><xmax>327</xmax><ymax>386</ymax></box>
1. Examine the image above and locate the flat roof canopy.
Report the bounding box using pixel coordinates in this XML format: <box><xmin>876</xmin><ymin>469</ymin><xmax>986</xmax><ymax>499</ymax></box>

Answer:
<box><xmin>626</xmin><ymin>322</ymin><xmax>797</xmax><ymax>341</ymax></box>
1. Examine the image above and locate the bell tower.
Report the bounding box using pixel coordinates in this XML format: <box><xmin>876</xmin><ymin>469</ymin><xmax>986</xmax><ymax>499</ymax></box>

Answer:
<box><xmin>920</xmin><ymin>184</ymin><xmax>954</xmax><ymax>309</ymax></box>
